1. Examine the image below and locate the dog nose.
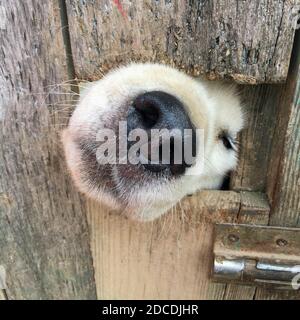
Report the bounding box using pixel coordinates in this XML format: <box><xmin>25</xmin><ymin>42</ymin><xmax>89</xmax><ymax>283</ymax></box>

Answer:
<box><xmin>127</xmin><ymin>91</ymin><xmax>196</xmax><ymax>175</ymax></box>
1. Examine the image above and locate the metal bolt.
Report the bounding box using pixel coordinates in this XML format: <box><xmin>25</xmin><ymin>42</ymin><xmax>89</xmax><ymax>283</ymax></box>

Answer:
<box><xmin>228</xmin><ymin>234</ymin><xmax>239</xmax><ymax>243</ymax></box>
<box><xmin>276</xmin><ymin>238</ymin><xmax>288</xmax><ymax>247</ymax></box>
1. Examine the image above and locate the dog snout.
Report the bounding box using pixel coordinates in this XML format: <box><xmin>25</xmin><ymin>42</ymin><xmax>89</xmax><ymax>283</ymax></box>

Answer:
<box><xmin>126</xmin><ymin>91</ymin><xmax>196</xmax><ymax>175</ymax></box>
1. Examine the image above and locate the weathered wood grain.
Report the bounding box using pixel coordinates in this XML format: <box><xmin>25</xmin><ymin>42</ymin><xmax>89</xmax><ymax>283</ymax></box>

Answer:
<box><xmin>255</xmin><ymin>32</ymin><xmax>300</xmax><ymax>300</ymax></box>
<box><xmin>267</xmin><ymin>32</ymin><xmax>300</xmax><ymax>227</ymax></box>
<box><xmin>223</xmin><ymin>284</ymin><xmax>256</xmax><ymax>300</ymax></box>
<box><xmin>65</xmin><ymin>0</ymin><xmax>297</xmax><ymax>83</ymax></box>
<box><xmin>237</xmin><ymin>192</ymin><xmax>270</xmax><ymax>225</ymax></box>
<box><xmin>0</xmin><ymin>1</ymin><xmax>97</xmax><ymax>299</ymax></box>
<box><xmin>231</xmin><ymin>84</ymin><xmax>285</xmax><ymax>191</ymax></box>
<box><xmin>86</xmin><ymin>190</ymin><xmax>270</xmax><ymax>299</ymax></box>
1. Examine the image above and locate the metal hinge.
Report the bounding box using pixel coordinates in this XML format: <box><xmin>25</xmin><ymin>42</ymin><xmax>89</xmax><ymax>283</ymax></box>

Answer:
<box><xmin>212</xmin><ymin>224</ymin><xmax>300</xmax><ymax>290</ymax></box>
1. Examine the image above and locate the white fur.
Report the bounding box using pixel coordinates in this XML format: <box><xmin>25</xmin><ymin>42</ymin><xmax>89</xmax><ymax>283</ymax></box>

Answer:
<box><xmin>62</xmin><ymin>63</ymin><xmax>244</xmax><ymax>221</ymax></box>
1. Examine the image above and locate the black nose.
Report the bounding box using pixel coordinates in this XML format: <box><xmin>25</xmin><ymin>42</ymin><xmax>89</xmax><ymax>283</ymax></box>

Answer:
<box><xmin>127</xmin><ymin>91</ymin><xmax>196</xmax><ymax>175</ymax></box>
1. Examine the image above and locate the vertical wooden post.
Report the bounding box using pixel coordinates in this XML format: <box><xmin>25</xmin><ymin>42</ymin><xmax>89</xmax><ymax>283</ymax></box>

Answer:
<box><xmin>267</xmin><ymin>32</ymin><xmax>300</xmax><ymax>227</ymax></box>
<box><xmin>0</xmin><ymin>1</ymin><xmax>97</xmax><ymax>299</ymax></box>
<box><xmin>231</xmin><ymin>84</ymin><xmax>285</xmax><ymax>191</ymax></box>
<box><xmin>256</xmin><ymin>32</ymin><xmax>300</xmax><ymax>300</ymax></box>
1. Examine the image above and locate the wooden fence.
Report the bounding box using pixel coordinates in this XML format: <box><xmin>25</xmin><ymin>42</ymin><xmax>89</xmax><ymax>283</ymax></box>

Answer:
<box><xmin>0</xmin><ymin>0</ymin><xmax>299</xmax><ymax>299</ymax></box>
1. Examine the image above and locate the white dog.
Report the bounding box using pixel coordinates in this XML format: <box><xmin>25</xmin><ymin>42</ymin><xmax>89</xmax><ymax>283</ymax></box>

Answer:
<box><xmin>62</xmin><ymin>63</ymin><xmax>244</xmax><ymax>221</ymax></box>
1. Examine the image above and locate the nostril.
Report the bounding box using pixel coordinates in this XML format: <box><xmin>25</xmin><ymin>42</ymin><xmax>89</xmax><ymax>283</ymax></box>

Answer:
<box><xmin>133</xmin><ymin>94</ymin><xmax>160</xmax><ymax>128</ymax></box>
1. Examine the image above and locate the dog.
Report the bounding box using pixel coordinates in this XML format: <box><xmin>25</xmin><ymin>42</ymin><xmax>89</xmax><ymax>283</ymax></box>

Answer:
<box><xmin>62</xmin><ymin>63</ymin><xmax>244</xmax><ymax>221</ymax></box>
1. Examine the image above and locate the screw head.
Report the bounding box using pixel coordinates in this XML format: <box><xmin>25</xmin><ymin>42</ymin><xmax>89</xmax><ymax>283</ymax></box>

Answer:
<box><xmin>228</xmin><ymin>234</ymin><xmax>239</xmax><ymax>243</ymax></box>
<box><xmin>276</xmin><ymin>238</ymin><xmax>288</xmax><ymax>247</ymax></box>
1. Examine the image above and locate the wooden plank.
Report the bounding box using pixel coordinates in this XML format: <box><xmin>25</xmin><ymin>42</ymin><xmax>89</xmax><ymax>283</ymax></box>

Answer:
<box><xmin>65</xmin><ymin>0</ymin><xmax>297</xmax><ymax>83</ymax></box>
<box><xmin>256</xmin><ymin>32</ymin><xmax>300</xmax><ymax>300</ymax></box>
<box><xmin>237</xmin><ymin>192</ymin><xmax>270</xmax><ymax>225</ymax></box>
<box><xmin>87</xmin><ymin>190</ymin><xmax>270</xmax><ymax>299</ymax></box>
<box><xmin>267</xmin><ymin>33</ymin><xmax>300</xmax><ymax>227</ymax></box>
<box><xmin>231</xmin><ymin>84</ymin><xmax>285</xmax><ymax>191</ymax></box>
<box><xmin>0</xmin><ymin>1</ymin><xmax>97</xmax><ymax>299</ymax></box>
<box><xmin>87</xmin><ymin>191</ymin><xmax>240</xmax><ymax>299</ymax></box>
<box><xmin>223</xmin><ymin>284</ymin><xmax>256</xmax><ymax>300</ymax></box>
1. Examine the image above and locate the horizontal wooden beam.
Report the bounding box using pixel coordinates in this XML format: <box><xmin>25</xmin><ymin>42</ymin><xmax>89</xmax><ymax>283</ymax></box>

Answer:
<box><xmin>66</xmin><ymin>0</ymin><xmax>298</xmax><ymax>83</ymax></box>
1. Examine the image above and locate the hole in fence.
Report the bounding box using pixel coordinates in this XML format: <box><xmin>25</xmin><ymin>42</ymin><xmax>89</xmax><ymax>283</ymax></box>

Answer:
<box><xmin>220</xmin><ymin>174</ymin><xmax>231</xmax><ymax>191</ymax></box>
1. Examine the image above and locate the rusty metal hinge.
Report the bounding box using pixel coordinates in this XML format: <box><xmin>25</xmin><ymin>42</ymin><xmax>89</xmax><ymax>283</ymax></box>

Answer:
<box><xmin>212</xmin><ymin>224</ymin><xmax>300</xmax><ymax>290</ymax></box>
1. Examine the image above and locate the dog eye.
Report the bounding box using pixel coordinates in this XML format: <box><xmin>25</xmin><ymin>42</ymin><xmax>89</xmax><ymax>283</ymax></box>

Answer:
<box><xmin>219</xmin><ymin>132</ymin><xmax>235</xmax><ymax>150</ymax></box>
